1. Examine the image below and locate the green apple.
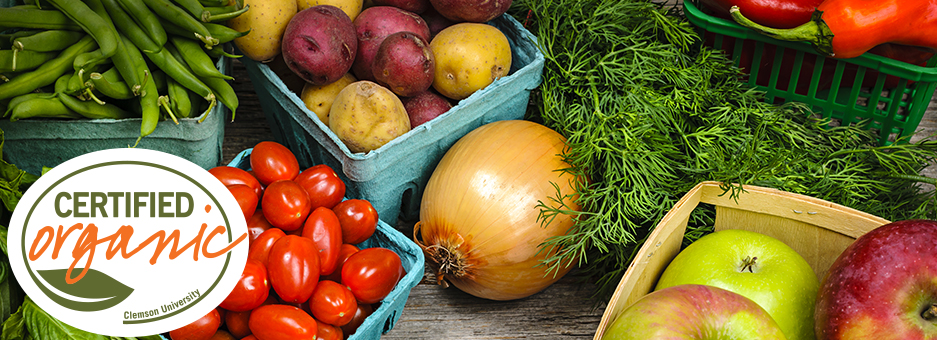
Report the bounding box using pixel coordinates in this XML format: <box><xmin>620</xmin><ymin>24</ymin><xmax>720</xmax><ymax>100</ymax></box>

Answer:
<box><xmin>602</xmin><ymin>284</ymin><xmax>787</xmax><ymax>340</ymax></box>
<box><xmin>655</xmin><ymin>229</ymin><xmax>819</xmax><ymax>340</ymax></box>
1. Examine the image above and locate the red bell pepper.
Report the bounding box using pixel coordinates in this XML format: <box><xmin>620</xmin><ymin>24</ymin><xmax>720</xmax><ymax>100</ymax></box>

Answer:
<box><xmin>729</xmin><ymin>0</ymin><xmax>937</xmax><ymax>59</ymax></box>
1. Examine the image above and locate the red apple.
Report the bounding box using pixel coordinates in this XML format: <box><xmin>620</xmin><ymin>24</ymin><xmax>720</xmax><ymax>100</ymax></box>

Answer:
<box><xmin>601</xmin><ymin>284</ymin><xmax>787</xmax><ymax>339</ymax></box>
<box><xmin>815</xmin><ymin>219</ymin><xmax>937</xmax><ymax>340</ymax></box>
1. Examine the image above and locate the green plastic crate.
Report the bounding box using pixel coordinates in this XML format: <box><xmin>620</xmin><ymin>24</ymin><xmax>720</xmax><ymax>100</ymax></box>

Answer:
<box><xmin>242</xmin><ymin>13</ymin><xmax>544</xmax><ymax>224</ymax></box>
<box><xmin>685</xmin><ymin>0</ymin><xmax>937</xmax><ymax>145</ymax></box>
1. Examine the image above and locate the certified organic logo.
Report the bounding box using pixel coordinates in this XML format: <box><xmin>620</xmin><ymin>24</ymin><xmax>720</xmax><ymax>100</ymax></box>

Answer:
<box><xmin>7</xmin><ymin>148</ymin><xmax>249</xmax><ymax>336</ymax></box>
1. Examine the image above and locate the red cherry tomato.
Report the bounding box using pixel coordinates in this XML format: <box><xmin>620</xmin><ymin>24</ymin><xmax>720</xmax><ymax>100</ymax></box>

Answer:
<box><xmin>268</xmin><ymin>235</ymin><xmax>321</xmax><ymax>304</ymax></box>
<box><xmin>302</xmin><ymin>207</ymin><xmax>343</xmax><ymax>275</ymax></box>
<box><xmin>323</xmin><ymin>244</ymin><xmax>361</xmax><ymax>283</ymax></box>
<box><xmin>169</xmin><ymin>308</ymin><xmax>221</xmax><ymax>340</ymax></box>
<box><xmin>341</xmin><ymin>247</ymin><xmax>403</xmax><ymax>304</ymax></box>
<box><xmin>248</xmin><ymin>304</ymin><xmax>317</xmax><ymax>340</ymax></box>
<box><xmin>219</xmin><ymin>259</ymin><xmax>270</xmax><ymax>312</ymax></box>
<box><xmin>224</xmin><ymin>310</ymin><xmax>252</xmax><ymax>339</ymax></box>
<box><xmin>294</xmin><ymin>164</ymin><xmax>346</xmax><ymax>210</ymax></box>
<box><xmin>332</xmin><ymin>199</ymin><xmax>378</xmax><ymax>244</ymax></box>
<box><xmin>315</xmin><ymin>320</ymin><xmax>343</xmax><ymax>340</ymax></box>
<box><xmin>262</xmin><ymin>180</ymin><xmax>312</xmax><ymax>231</ymax></box>
<box><xmin>208</xmin><ymin>330</ymin><xmax>237</xmax><ymax>340</ymax></box>
<box><xmin>247</xmin><ymin>209</ymin><xmax>273</xmax><ymax>244</ymax></box>
<box><xmin>242</xmin><ymin>336</ymin><xmax>257</xmax><ymax>340</ymax></box>
<box><xmin>209</xmin><ymin>166</ymin><xmax>263</xmax><ymax>199</ymax></box>
<box><xmin>227</xmin><ymin>184</ymin><xmax>259</xmax><ymax>222</ymax></box>
<box><xmin>248</xmin><ymin>228</ymin><xmax>286</xmax><ymax>267</ymax></box>
<box><xmin>309</xmin><ymin>280</ymin><xmax>357</xmax><ymax>327</ymax></box>
<box><xmin>250</xmin><ymin>141</ymin><xmax>300</xmax><ymax>185</ymax></box>
<box><xmin>339</xmin><ymin>303</ymin><xmax>373</xmax><ymax>337</ymax></box>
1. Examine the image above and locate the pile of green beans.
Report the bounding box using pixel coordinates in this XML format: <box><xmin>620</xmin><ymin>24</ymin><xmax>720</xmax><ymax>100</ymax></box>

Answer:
<box><xmin>0</xmin><ymin>0</ymin><xmax>247</xmax><ymax>147</ymax></box>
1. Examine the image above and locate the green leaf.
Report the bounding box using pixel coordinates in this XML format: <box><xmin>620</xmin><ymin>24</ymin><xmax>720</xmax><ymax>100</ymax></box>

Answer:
<box><xmin>36</xmin><ymin>268</ymin><xmax>134</xmax><ymax>312</ymax></box>
<box><xmin>1</xmin><ymin>302</ymin><xmax>26</xmax><ymax>340</ymax></box>
<box><xmin>20</xmin><ymin>297</ymin><xmax>108</xmax><ymax>340</ymax></box>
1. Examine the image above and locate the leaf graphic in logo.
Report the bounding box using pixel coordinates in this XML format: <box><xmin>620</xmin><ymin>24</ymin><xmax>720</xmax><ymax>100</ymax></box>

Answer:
<box><xmin>37</xmin><ymin>268</ymin><xmax>134</xmax><ymax>311</ymax></box>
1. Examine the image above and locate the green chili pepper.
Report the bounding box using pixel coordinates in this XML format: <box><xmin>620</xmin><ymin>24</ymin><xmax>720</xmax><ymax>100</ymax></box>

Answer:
<box><xmin>0</xmin><ymin>35</ymin><xmax>97</xmax><ymax>102</ymax></box>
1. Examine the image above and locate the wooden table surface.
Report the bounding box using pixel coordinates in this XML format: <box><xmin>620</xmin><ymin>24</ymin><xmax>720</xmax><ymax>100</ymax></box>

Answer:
<box><xmin>220</xmin><ymin>56</ymin><xmax>937</xmax><ymax>339</ymax></box>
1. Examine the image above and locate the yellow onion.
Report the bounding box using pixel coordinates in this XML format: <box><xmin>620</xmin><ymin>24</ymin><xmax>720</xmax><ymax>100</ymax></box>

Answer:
<box><xmin>413</xmin><ymin>120</ymin><xmax>584</xmax><ymax>301</ymax></box>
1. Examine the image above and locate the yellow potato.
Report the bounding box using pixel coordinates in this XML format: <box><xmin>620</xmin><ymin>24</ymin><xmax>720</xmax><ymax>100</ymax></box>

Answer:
<box><xmin>301</xmin><ymin>73</ymin><xmax>358</xmax><ymax>127</ymax></box>
<box><xmin>296</xmin><ymin>0</ymin><xmax>363</xmax><ymax>21</ymax></box>
<box><xmin>227</xmin><ymin>0</ymin><xmax>297</xmax><ymax>62</ymax></box>
<box><xmin>328</xmin><ymin>81</ymin><xmax>411</xmax><ymax>153</ymax></box>
<box><xmin>430</xmin><ymin>23</ymin><xmax>512</xmax><ymax>100</ymax></box>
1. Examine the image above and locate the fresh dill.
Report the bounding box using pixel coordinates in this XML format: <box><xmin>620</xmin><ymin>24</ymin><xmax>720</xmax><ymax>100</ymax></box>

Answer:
<box><xmin>511</xmin><ymin>0</ymin><xmax>937</xmax><ymax>301</ymax></box>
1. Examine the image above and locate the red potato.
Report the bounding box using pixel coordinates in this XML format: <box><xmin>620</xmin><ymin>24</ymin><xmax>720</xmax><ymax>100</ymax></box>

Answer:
<box><xmin>372</xmin><ymin>0</ymin><xmax>430</xmax><ymax>13</ymax></box>
<box><xmin>421</xmin><ymin>6</ymin><xmax>455</xmax><ymax>40</ymax></box>
<box><xmin>351</xmin><ymin>6</ymin><xmax>431</xmax><ymax>81</ymax></box>
<box><xmin>282</xmin><ymin>5</ymin><xmax>358</xmax><ymax>86</ymax></box>
<box><xmin>402</xmin><ymin>90</ymin><xmax>452</xmax><ymax>127</ymax></box>
<box><xmin>429</xmin><ymin>0</ymin><xmax>512</xmax><ymax>23</ymax></box>
<box><xmin>372</xmin><ymin>32</ymin><xmax>435</xmax><ymax>97</ymax></box>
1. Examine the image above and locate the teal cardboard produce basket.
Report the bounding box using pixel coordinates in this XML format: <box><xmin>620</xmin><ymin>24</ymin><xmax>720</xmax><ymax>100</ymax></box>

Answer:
<box><xmin>0</xmin><ymin>57</ymin><xmax>230</xmax><ymax>176</ymax></box>
<box><xmin>228</xmin><ymin>148</ymin><xmax>425</xmax><ymax>340</ymax></box>
<box><xmin>242</xmin><ymin>13</ymin><xmax>544</xmax><ymax>224</ymax></box>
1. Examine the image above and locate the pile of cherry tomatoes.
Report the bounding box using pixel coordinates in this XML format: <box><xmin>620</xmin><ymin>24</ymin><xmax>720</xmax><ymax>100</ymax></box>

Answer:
<box><xmin>168</xmin><ymin>141</ymin><xmax>406</xmax><ymax>340</ymax></box>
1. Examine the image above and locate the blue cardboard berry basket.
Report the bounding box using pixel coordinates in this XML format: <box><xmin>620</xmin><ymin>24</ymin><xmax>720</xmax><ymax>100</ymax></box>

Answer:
<box><xmin>227</xmin><ymin>148</ymin><xmax>425</xmax><ymax>339</ymax></box>
<box><xmin>241</xmin><ymin>13</ymin><xmax>544</xmax><ymax>224</ymax></box>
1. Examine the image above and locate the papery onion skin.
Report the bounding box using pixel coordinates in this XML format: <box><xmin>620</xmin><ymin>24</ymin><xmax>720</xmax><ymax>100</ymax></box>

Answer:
<box><xmin>415</xmin><ymin>120</ymin><xmax>583</xmax><ymax>301</ymax></box>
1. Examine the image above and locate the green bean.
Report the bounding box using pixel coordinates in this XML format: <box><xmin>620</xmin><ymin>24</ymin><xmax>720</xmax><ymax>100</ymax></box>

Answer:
<box><xmin>4</xmin><ymin>92</ymin><xmax>57</xmax><ymax>117</ymax></box>
<box><xmin>114</xmin><ymin>0</ymin><xmax>168</xmax><ymax>48</ymax></box>
<box><xmin>0</xmin><ymin>50</ymin><xmax>57</xmax><ymax>73</ymax></box>
<box><xmin>111</xmin><ymin>34</ymin><xmax>145</xmax><ymax>97</ymax></box>
<box><xmin>0</xmin><ymin>7</ymin><xmax>83</xmax><ymax>31</ymax></box>
<box><xmin>158</xmin><ymin>95</ymin><xmax>179</xmax><ymax>124</ymax></box>
<box><xmin>170</xmin><ymin>37</ymin><xmax>233</xmax><ymax>80</ymax></box>
<box><xmin>162</xmin><ymin>43</ymin><xmax>220</xmax><ymax>120</ymax></box>
<box><xmin>171</xmin><ymin>0</ymin><xmax>209</xmax><ymax>21</ymax></box>
<box><xmin>143</xmin><ymin>0</ymin><xmax>218</xmax><ymax>48</ymax></box>
<box><xmin>1</xmin><ymin>30</ymin><xmax>41</xmax><ymax>49</ymax></box>
<box><xmin>202</xmin><ymin>4</ymin><xmax>249</xmax><ymax>23</ymax></box>
<box><xmin>88</xmin><ymin>68</ymin><xmax>135</xmax><ymax>100</ymax></box>
<box><xmin>144</xmin><ymin>45</ymin><xmax>216</xmax><ymax>106</ymax></box>
<box><xmin>58</xmin><ymin>92</ymin><xmax>133</xmax><ymax>120</ymax></box>
<box><xmin>47</xmin><ymin>0</ymin><xmax>119</xmax><ymax>72</ymax></box>
<box><xmin>166</xmin><ymin>75</ymin><xmax>192</xmax><ymax>118</ymax></box>
<box><xmin>100</xmin><ymin>0</ymin><xmax>162</xmax><ymax>54</ymax></box>
<box><xmin>54</xmin><ymin>72</ymin><xmax>71</xmax><ymax>94</ymax></box>
<box><xmin>135</xmin><ymin>68</ymin><xmax>161</xmax><ymax>147</ymax></box>
<box><xmin>73</xmin><ymin>50</ymin><xmax>113</xmax><ymax>73</ymax></box>
<box><xmin>205</xmin><ymin>45</ymin><xmax>242</xmax><ymax>59</ymax></box>
<box><xmin>160</xmin><ymin>19</ymin><xmax>249</xmax><ymax>44</ymax></box>
<box><xmin>199</xmin><ymin>0</ymin><xmax>228</xmax><ymax>7</ymax></box>
<box><xmin>152</xmin><ymin>68</ymin><xmax>168</xmax><ymax>93</ymax></box>
<box><xmin>9</xmin><ymin>96</ymin><xmax>82</xmax><ymax>122</ymax></box>
<box><xmin>0</xmin><ymin>35</ymin><xmax>97</xmax><ymax>102</ymax></box>
<box><xmin>12</xmin><ymin>30</ymin><xmax>85</xmax><ymax>53</ymax></box>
